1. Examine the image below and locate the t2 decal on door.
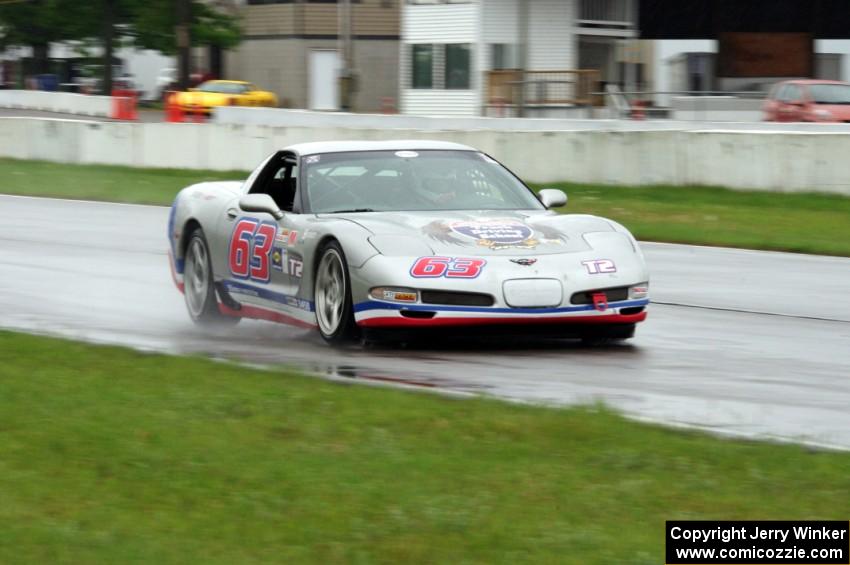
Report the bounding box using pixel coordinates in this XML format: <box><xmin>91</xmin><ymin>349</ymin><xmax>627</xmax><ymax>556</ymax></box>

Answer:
<box><xmin>229</xmin><ymin>218</ymin><xmax>277</xmax><ymax>283</ymax></box>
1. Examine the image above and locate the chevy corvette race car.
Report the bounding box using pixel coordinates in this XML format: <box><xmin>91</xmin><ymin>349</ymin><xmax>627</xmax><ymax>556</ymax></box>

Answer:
<box><xmin>168</xmin><ymin>140</ymin><xmax>649</xmax><ymax>345</ymax></box>
<box><xmin>172</xmin><ymin>80</ymin><xmax>278</xmax><ymax>113</ymax></box>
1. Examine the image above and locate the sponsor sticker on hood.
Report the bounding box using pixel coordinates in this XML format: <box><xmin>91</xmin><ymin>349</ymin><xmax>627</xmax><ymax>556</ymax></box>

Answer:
<box><xmin>421</xmin><ymin>218</ymin><xmax>568</xmax><ymax>251</ymax></box>
<box><xmin>450</xmin><ymin>219</ymin><xmax>537</xmax><ymax>250</ymax></box>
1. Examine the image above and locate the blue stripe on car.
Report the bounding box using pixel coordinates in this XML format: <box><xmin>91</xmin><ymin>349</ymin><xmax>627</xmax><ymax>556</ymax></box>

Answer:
<box><xmin>352</xmin><ymin>298</ymin><xmax>650</xmax><ymax>315</ymax></box>
<box><xmin>223</xmin><ymin>280</ymin><xmax>315</xmax><ymax>312</ymax></box>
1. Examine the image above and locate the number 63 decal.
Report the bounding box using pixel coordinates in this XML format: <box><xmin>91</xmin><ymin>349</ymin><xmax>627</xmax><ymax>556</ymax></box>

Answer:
<box><xmin>410</xmin><ymin>256</ymin><xmax>486</xmax><ymax>279</ymax></box>
<box><xmin>229</xmin><ymin>219</ymin><xmax>277</xmax><ymax>282</ymax></box>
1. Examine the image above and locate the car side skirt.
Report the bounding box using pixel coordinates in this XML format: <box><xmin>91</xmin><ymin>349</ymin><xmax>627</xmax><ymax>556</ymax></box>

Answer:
<box><xmin>218</xmin><ymin>302</ymin><xmax>317</xmax><ymax>329</ymax></box>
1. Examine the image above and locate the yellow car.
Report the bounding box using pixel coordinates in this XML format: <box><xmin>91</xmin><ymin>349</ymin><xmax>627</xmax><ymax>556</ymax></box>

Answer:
<box><xmin>173</xmin><ymin>80</ymin><xmax>278</xmax><ymax>113</ymax></box>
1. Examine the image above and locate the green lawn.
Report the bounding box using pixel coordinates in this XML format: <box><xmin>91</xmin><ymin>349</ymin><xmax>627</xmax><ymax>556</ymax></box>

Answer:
<box><xmin>0</xmin><ymin>158</ymin><xmax>244</xmax><ymax>205</ymax></box>
<box><xmin>1</xmin><ymin>331</ymin><xmax>849</xmax><ymax>564</ymax></box>
<box><xmin>543</xmin><ymin>182</ymin><xmax>850</xmax><ymax>257</ymax></box>
<box><xmin>1</xmin><ymin>157</ymin><xmax>849</xmax><ymax>256</ymax></box>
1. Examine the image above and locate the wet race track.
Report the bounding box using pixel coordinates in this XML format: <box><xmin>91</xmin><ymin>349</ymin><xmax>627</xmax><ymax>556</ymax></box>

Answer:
<box><xmin>2</xmin><ymin>195</ymin><xmax>850</xmax><ymax>448</ymax></box>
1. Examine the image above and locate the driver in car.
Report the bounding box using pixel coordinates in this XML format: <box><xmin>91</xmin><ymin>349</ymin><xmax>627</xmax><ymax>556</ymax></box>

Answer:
<box><xmin>420</xmin><ymin>171</ymin><xmax>460</xmax><ymax>205</ymax></box>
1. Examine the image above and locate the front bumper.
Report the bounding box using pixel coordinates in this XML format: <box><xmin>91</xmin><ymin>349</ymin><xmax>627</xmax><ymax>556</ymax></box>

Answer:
<box><xmin>350</xmin><ymin>253</ymin><xmax>650</xmax><ymax>329</ymax></box>
<box><xmin>353</xmin><ymin>299</ymin><xmax>648</xmax><ymax>328</ymax></box>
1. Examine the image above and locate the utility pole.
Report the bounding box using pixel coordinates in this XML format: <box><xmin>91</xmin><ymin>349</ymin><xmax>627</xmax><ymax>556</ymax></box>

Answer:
<box><xmin>338</xmin><ymin>0</ymin><xmax>355</xmax><ymax>111</ymax></box>
<box><xmin>176</xmin><ymin>0</ymin><xmax>191</xmax><ymax>90</ymax></box>
<box><xmin>517</xmin><ymin>0</ymin><xmax>529</xmax><ymax>117</ymax></box>
<box><xmin>103</xmin><ymin>0</ymin><xmax>115</xmax><ymax>95</ymax></box>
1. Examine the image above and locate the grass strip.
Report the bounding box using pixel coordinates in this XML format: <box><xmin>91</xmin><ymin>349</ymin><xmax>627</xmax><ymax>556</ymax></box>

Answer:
<box><xmin>1</xmin><ymin>157</ymin><xmax>849</xmax><ymax>256</ymax></box>
<box><xmin>541</xmin><ymin>182</ymin><xmax>850</xmax><ymax>257</ymax></box>
<box><xmin>0</xmin><ymin>157</ymin><xmax>244</xmax><ymax>205</ymax></box>
<box><xmin>1</xmin><ymin>330</ymin><xmax>849</xmax><ymax>564</ymax></box>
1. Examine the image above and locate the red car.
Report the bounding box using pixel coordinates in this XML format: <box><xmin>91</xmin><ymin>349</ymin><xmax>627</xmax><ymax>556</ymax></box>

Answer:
<box><xmin>764</xmin><ymin>80</ymin><xmax>850</xmax><ymax>122</ymax></box>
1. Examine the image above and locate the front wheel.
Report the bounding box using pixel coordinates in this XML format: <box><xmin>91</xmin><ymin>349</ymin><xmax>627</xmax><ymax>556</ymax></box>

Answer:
<box><xmin>314</xmin><ymin>240</ymin><xmax>359</xmax><ymax>345</ymax></box>
<box><xmin>183</xmin><ymin>228</ymin><xmax>238</xmax><ymax>326</ymax></box>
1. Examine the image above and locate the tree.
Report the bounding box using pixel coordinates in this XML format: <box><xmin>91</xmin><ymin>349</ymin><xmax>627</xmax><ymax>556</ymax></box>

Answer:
<box><xmin>0</xmin><ymin>0</ymin><xmax>91</xmax><ymax>75</ymax></box>
<box><xmin>0</xmin><ymin>0</ymin><xmax>241</xmax><ymax>92</ymax></box>
<box><xmin>131</xmin><ymin>1</ymin><xmax>240</xmax><ymax>55</ymax></box>
<box><xmin>132</xmin><ymin>0</ymin><xmax>241</xmax><ymax>88</ymax></box>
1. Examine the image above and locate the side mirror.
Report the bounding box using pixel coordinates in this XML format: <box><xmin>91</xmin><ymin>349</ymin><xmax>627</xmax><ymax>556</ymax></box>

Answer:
<box><xmin>239</xmin><ymin>194</ymin><xmax>284</xmax><ymax>220</ymax></box>
<box><xmin>538</xmin><ymin>188</ymin><xmax>567</xmax><ymax>209</ymax></box>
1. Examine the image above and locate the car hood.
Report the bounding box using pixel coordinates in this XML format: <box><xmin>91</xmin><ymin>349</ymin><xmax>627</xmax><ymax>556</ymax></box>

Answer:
<box><xmin>329</xmin><ymin>210</ymin><xmax>620</xmax><ymax>256</ymax></box>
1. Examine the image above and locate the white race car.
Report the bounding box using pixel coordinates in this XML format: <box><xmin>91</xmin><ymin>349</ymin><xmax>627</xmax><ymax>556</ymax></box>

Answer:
<box><xmin>168</xmin><ymin>140</ymin><xmax>649</xmax><ymax>344</ymax></box>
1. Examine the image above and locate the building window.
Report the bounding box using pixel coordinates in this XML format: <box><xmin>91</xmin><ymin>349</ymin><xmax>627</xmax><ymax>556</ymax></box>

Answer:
<box><xmin>445</xmin><ymin>43</ymin><xmax>470</xmax><ymax>89</ymax></box>
<box><xmin>412</xmin><ymin>44</ymin><xmax>433</xmax><ymax>89</ymax></box>
<box><xmin>490</xmin><ymin>44</ymin><xmax>517</xmax><ymax>70</ymax></box>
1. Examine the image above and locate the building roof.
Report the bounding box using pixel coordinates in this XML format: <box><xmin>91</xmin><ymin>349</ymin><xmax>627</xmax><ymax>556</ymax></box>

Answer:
<box><xmin>286</xmin><ymin>140</ymin><xmax>477</xmax><ymax>156</ymax></box>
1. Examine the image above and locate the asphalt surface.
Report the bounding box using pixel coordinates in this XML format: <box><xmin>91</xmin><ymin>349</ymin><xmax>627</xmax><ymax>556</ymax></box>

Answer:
<box><xmin>2</xmin><ymin>195</ymin><xmax>849</xmax><ymax>449</ymax></box>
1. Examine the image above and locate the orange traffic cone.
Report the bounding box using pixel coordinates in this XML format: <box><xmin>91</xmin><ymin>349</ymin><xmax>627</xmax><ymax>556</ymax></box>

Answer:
<box><xmin>165</xmin><ymin>92</ymin><xmax>184</xmax><ymax>123</ymax></box>
<box><xmin>126</xmin><ymin>93</ymin><xmax>138</xmax><ymax>121</ymax></box>
<box><xmin>110</xmin><ymin>89</ymin><xmax>138</xmax><ymax>121</ymax></box>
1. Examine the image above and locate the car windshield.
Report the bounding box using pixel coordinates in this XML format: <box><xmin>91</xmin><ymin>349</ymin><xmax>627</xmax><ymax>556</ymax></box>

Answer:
<box><xmin>808</xmin><ymin>84</ymin><xmax>850</xmax><ymax>104</ymax></box>
<box><xmin>197</xmin><ymin>82</ymin><xmax>248</xmax><ymax>94</ymax></box>
<box><xmin>303</xmin><ymin>150</ymin><xmax>545</xmax><ymax>213</ymax></box>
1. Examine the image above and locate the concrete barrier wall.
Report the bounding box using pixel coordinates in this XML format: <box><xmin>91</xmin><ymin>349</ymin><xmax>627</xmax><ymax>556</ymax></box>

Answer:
<box><xmin>0</xmin><ymin>90</ymin><xmax>112</xmax><ymax>117</ymax></box>
<box><xmin>670</xmin><ymin>96</ymin><xmax>765</xmax><ymax>122</ymax></box>
<box><xmin>214</xmin><ymin>105</ymin><xmax>850</xmax><ymax>133</ymax></box>
<box><xmin>2</xmin><ymin>117</ymin><xmax>850</xmax><ymax>195</ymax></box>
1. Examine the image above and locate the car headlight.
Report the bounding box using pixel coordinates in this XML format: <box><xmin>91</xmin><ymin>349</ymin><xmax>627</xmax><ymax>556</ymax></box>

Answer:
<box><xmin>813</xmin><ymin>108</ymin><xmax>834</xmax><ymax>120</ymax></box>
<box><xmin>369</xmin><ymin>287</ymin><xmax>419</xmax><ymax>303</ymax></box>
<box><xmin>629</xmin><ymin>283</ymin><xmax>649</xmax><ymax>300</ymax></box>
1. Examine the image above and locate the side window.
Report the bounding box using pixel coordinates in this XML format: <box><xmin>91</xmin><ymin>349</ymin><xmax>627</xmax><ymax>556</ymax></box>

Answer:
<box><xmin>242</xmin><ymin>154</ymin><xmax>274</xmax><ymax>193</ymax></box>
<box><xmin>287</xmin><ymin>161</ymin><xmax>300</xmax><ymax>212</ymax></box>
<box><xmin>785</xmin><ymin>85</ymin><xmax>802</xmax><ymax>103</ymax></box>
<box><xmin>248</xmin><ymin>153</ymin><xmax>299</xmax><ymax>212</ymax></box>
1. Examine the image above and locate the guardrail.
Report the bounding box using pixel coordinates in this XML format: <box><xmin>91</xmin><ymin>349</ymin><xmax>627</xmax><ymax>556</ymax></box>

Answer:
<box><xmin>600</xmin><ymin>87</ymin><xmax>767</xmax><ymax>121</ymax></box>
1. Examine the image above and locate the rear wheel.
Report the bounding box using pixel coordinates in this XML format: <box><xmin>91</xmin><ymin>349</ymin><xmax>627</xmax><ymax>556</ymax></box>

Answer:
<box><xmin>183</xmin><ymin>228</ymin><xmax>238</xmax><ymax>326</ymax></box>
<box><xmin>314</xmin><ymin>240</ymin><xmax>358</xmax><ymax>345</ymax></box>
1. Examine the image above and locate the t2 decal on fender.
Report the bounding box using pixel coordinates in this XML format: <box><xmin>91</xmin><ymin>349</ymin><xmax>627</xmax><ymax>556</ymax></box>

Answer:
<box><xmin>229</xmin><ymin>218</ymin><xmax>277</xmax><ymax>282</ymax></box>
<box><xmin>410</xmin><ymin>256</ymin><xmax>486</xmax><ymax>279</ymax></box>
<box><xmin>582</xmin><ymin>259</ymin><xmax>616</xmax><ymax>275</ymax></box>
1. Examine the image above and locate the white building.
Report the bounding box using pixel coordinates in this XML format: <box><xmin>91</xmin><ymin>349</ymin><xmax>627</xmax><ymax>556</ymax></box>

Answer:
<box><xmin>654</xmin><ymin>39</ymin><xmax>850</xmax><ymax>107</ymax></box>
<box><xmin>400</xmin><ymin>0</ymin><xmax>639</xmax><ymax>116</ymax></box>
<box><xmin>1</xmin><ymin>43</ymin><xmax>174</xmax><ymax>100</ymax></box>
